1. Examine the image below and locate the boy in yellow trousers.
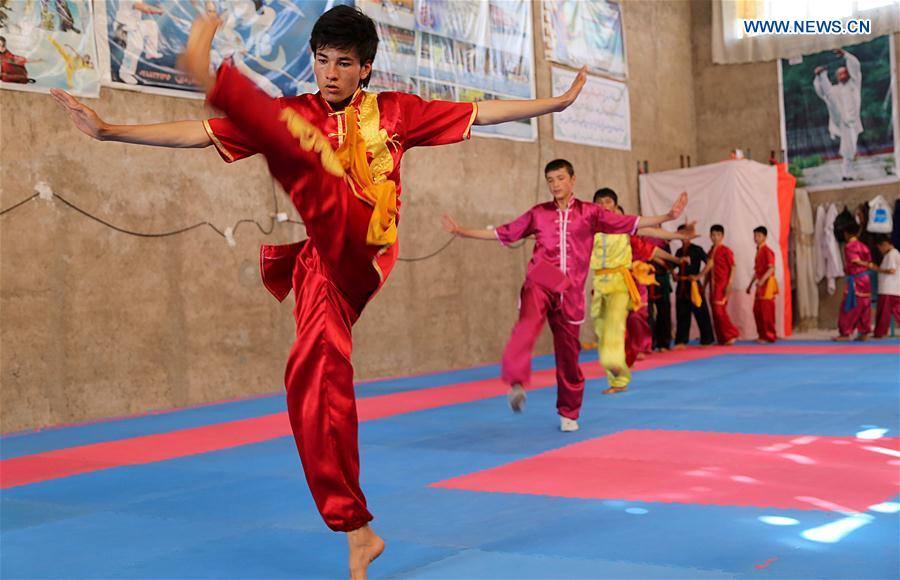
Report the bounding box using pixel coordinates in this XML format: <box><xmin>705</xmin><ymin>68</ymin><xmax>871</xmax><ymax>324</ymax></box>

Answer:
<box><xmin>591</xmin><ymin>189</ymin><xmax>691</xmax><ymax>394</ymax></box>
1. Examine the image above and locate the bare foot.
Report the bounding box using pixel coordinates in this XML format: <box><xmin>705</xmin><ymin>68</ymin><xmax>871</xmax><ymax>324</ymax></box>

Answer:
<box><xmin>507</xmin><ymin>383</ymin><xmax>526</xmax><ymax>413</ymax></box>
<box><xmin>348</xmin><ymin>525</ymin><xmax>385</xmax><ymax>580</ymax></box>
<box><xmin>602</xmin><ymin>386</ymin><xmax>627</xmax><ymax>395</ymax></box>
<box><xmin>658</xmin><ymin>347</ymin><xmax>670</xmax><ymax>353</ymax></box>
<box><xmin>855</xmin><ymin>334</ymin><xmax>870</xmax><ymax>342</ymax></box>
<box><xmin>636</xmin><ymin>352</ymin><xmax>647</xmax><ymax>361</ymax></box>
<box><xmin>754</xmin><ymin>339</ymin><xmax>767</xmax><ymax>344</ymax></box>
<box><xmin>672</xmin><ymin>344</ymin><xmax>686</xmax><ymax>350</ymax></box>
<box><xmin>724</xmin><ymin>338</ymin><xmax>737</xmax><ymax>346</ymax></box>
<box><xmin>832</xmin><ymin>335</ymin><xmax>851</xmax><ymax>342</ymax></box>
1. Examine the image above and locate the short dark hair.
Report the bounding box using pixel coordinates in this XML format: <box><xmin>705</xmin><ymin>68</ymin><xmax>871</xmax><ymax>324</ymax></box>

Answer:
<box><xmin>310</xmin><ymin>6</ymin><xmax>378</xmax><ymax>88</ymax></box>
<box><xmin>677</xmin><ymin>223</ymin><xmax>688</xmax><ymax>232</ymax></box>
<box><xmin>0</xmin><ymin>36</ymin><xmax>5</xmax><ymax>44</ymax></box>
<box><xmin>616</xmin><ymin>205</ymin><xmax>625</xmax><ymax>213</ymax></box>
<box><xmin>545</xmin><ymin>159</ymin><xmax>574</xmax><ymax>177</ymax></box>
<box><xmin>753</xmin><ymin>226</ymin><xmax>768</xmax><ymax>236</ymax></box>
<box><xmin>874</xmin><ymin>233</ymin><xmax>893</xmax><ymax>245</ymax></box>
<box><xmin>593</xmin><ymin>187</ymin><xmax>617</xmax><ymax>204</ymax></box>
<box><xmin>710</xmin><ymin>224</ymin><xmax>725</xmax><ymax>234</ymax></box>
<box><xmin>843</xmin><ymin>221</ymin><xmax>860</xmax><ymax>236</ymax></box>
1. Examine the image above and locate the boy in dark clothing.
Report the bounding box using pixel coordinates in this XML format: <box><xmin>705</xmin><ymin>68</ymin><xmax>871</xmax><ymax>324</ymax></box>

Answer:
<box><xmin>674</xmin><ymin>225</ymin><xmax>714</xmax><ymax>347</ymax></box>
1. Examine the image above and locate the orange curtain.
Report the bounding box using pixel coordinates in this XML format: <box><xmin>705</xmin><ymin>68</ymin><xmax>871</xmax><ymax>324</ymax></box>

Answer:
<box><xmin>776</xmin><ymin>163</ymin><xmax>796</xmax><ymax>337</ymax></box>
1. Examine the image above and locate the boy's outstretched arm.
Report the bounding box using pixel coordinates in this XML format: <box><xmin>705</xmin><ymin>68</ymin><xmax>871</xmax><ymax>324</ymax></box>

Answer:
<box><xmin>635</xmin><ymin>223</ymin><xmax>697</xmax><ymax>242</ymax></box>
<box><xmin>635</xmin><ymin>192</ymin><xmax>689</xmax><ymax>228</ymax></box>
<box><xmin>442</xmin><ymin>215</ymin><xmax>499</xmax><ymax>241</ymax></box>
<box><xmin>50</xmin><ymin>89</ymin><xmax>211</xmax><ymax>148</ymax></box>
<box><xmin>473</xmin><ymin>67</ymin><xmax>587</xmax><ymax>125</ymax></box>
<box><xmin>650</xmin><ymin>247</ymin><xmax>686</xmax><ymax>266</ymax></box>
<box><xmin>51</xmin><ymin>15</ymin><xmax>218</xmax><ymax>151</ymax></box>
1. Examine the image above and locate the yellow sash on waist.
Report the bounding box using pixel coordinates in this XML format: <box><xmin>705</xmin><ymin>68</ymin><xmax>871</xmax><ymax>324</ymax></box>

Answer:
<box><xmin>631</xmin><ymin>261</ymin><xmax>658</xmax><ymax>286</ymax></box>
<box><xmin>596</xmin><ymin>266</ymin><xmax>642</xmax><ymax>311</ymax></box>
<box><xmin>761</xmin><ymin>276</ymin><xmax>778</xmax><ymax>300</ymax></box>
<box><xmin>679</xmin><ymin>275</ymin><xmax>704</xmax><ymax>307</ymax></box>
<box><xmin>690</xmin><ymin>280</ymin><xmax>703</xmax><ymax>307</ymax></box>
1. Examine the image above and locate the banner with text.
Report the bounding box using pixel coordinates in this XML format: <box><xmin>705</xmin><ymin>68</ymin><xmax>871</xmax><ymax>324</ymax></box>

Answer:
<box><xmin>360</xmin><ymin>0</ymin><xmax>536</xmax><ymax>141</ymax></box>
<box><xmin>551</xmin><ymin>66</ymin><xmax>630</xmax><ymax>150</ymax></box>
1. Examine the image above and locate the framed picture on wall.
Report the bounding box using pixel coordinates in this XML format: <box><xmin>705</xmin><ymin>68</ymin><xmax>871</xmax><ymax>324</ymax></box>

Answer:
<box><xmin>363</xmin><ymin>0</ymin><xmax>538</xmax><ymax>142</ymax></box>
<box><xmin>94</xmin><ymin>0</ymin><xmax>349</xmax><ymax>99</ymax></box>
<box><xmin>778</xmin><ymin>35</ymin><xmax>899</xmax><ymax>191</ymax></box>
<box><xmin>0</xmin><ymin>0</ymin><xmax>100</xmax><ymax>97</ymax></box>
<box><xmin>541</xmin><ymin>0</ymin><xmax>627</xmax><ymax>80</ymax></box>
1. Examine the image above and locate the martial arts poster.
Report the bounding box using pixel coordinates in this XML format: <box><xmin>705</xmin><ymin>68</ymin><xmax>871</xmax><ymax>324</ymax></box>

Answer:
<box><xmin>360</xmin><ymin>0</ymin><xmax>537</xmax><ymax>142</ymax></box>
<box><xmin>541</xmin><ymin>0</ymin><xmax>627</xmax><ymax>80</ymax></box>
<box><xmin>0</xmin><ymin>0</ymin><xmax>100</xmax><ymax>97</ymax></box>
<box><xmin>779</xmin><ymin>36</ymin><xmax>899</xmax><ymax>191</ymax></box>
<box><xmin>94</xmin><ymin>0</ymin><xmax>351</xmax><ymax>98</ymax></box>
<box><xmin>551</xmin><ymin>66</ymin><xmax>630</xmax><ymax>150</ymax></box>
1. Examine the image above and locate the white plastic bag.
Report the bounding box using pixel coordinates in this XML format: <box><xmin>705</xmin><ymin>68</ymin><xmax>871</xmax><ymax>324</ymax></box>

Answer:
<box><xmin>868</xmin><ymin>195</ymin><xmax>893</xmax><ymax>233</ymax></box>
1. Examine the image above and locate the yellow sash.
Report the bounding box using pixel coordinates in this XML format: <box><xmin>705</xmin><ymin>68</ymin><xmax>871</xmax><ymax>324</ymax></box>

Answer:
<box><xmin>761</xmin><ymin>276</ymin><xmax>778</xmax><ymax>300</ymax></box>
<box><xmin>631</xmin><ymin>261</ymin><xmax>658</xmax><ymax>286</ymax></box>
<box><xmin>690</xmin><ymin>280</ymin><xmax>703</xmax><ymax>307</ymax></box>
<box><xmin>679</xmin><ymin>275</ymin><xmax>704</xmax><ymax>307</ymax></box>
<box><xmin>335</xmin><ymin>106</ymin><xmax>397</xmax><ymax>247</ymax></box>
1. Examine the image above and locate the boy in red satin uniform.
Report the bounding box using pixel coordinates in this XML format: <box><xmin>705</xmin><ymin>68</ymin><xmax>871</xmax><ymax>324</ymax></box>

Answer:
<box><xmin>703</xmin><ymin>224</ymin><xmax>740</xmax><ymax>345</ymax></box>
<box><xmin>53</xmin><ymin>6</ymin><xmax>595</xmax><ymax>577</ymax></box>
<box><xmin>746</xmin><ymin>226</ymin><xmax>777</xmax><ymax>343</ymax></box>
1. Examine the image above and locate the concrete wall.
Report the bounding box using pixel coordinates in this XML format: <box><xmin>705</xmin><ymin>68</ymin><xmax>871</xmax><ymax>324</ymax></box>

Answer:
<box><xmin>0</xmin><ymin>0</ymin><xmax>699</xmax><ymax>432</ymax></box>
<box><xmin>690</xmin><ymin>0</ymin><xmax>900</xmax><ymax>331</ymax></box>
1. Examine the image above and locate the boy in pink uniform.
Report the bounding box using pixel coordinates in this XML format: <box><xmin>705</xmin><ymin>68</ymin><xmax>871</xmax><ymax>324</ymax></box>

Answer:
<box><xmin>834</xmin><ymin>222</ymin><xmax>874</xmax><ymax>341</ymax></box>
<box><xmin>445</xmin><ymin>163</ymin><xmax>688</xmax><ymax>432</ymax></box>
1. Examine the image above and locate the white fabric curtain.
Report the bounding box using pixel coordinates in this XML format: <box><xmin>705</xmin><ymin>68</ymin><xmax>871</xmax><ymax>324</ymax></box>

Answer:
<box><xmin>792</xmin><ymin>188</ymin><xmax>819</xmax><ymax>329</ymax></box>
<box><xmin>713</xmin><ymin>0</ymin><xmax>900</xmax><ymax>64</ymax></box>
<box><xmin>639</xmin><ymin>160</ymin><xmax>785</xmax><ymax>339</ymax></box>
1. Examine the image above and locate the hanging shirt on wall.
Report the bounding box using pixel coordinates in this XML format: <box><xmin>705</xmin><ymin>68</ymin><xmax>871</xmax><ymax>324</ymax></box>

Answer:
<box><xmin>793</xmin><ymin>188</ymin><xmax>819</xmax><ymax>325</ymax></box>
<box><xmin>814</xmin><ymin>204</ymin><xmax>826</xmax><ymax>286</ymax></box>
<box><xmin>815</xmin><ymin>203</ymin><xmax>844</xmax><ymax>295</ymax></box>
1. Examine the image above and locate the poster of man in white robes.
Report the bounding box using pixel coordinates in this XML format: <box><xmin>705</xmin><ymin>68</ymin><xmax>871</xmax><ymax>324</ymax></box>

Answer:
<box><xmin>779</xmin><ymin>36</ymin><xmax>898</xmax><ymax>191</ymax></box>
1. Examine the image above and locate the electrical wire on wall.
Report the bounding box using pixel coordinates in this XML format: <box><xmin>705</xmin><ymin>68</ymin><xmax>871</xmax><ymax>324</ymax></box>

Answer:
<box><xmin>0</xmin><ymin>179</ymin><xmax>532</xmax><ymax>261</ymax></box>
<box><xmin>1</xmin><ymin>183</ymin><xmax>276</xmax><ymax>245</ymax></box>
